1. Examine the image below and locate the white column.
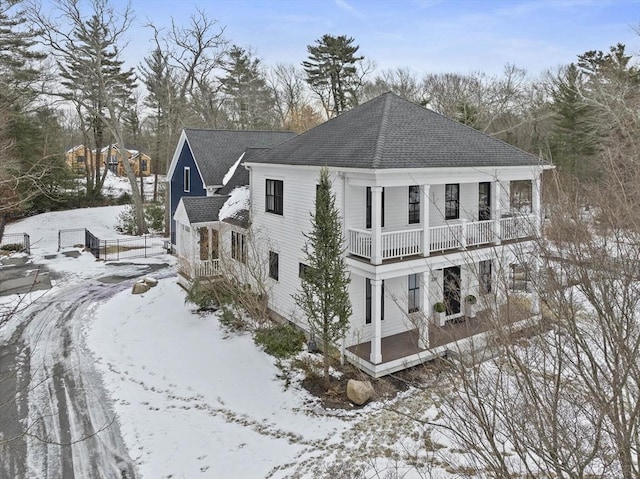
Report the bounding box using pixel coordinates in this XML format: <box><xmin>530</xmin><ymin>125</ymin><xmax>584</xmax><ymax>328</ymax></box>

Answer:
<box><xmin>531</xmin><ymin>255</ymin><xmax>541</xmax><ymax>317</ymax></box>
<box><xmin>532</xmin><ymin>175</ymin><xmax>541</xmax><ymax>237</ymax></box>
<box><xmin>460</xmin><ymin>218</ymin><xmax>468</xmax><ymax>249</ymax></box>
<box><xmin>370</xmin><ymin>278</ymin><xmax>383</xmax><ymax>364</ymax></box>
<box><xmin>371</xmin><ymin>186</ymin><xmax>383</xmax><ymax>265</ymax></box>
<box><xmin>492</xmin><ymin>179</ymin><xmax>502</xmax><ymax>244</ymax></box>
<box><xmin>420</xmin><ymin>184</ymin><xmax>430</xmax><ymax>257</ymax></box>
<box><xmin>419</xmin><ymin>271</ymin><xmax>430</xmax><ymax>349</ymax></box>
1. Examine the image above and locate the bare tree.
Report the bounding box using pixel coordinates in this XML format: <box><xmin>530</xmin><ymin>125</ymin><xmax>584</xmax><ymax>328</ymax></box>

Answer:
<box><xmin>29</xmin><ymin>0</ymin><xmax>148</xmax><ymax>233</ymax></box>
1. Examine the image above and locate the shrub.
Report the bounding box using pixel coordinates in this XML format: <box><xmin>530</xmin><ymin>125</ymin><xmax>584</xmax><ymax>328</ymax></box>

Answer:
<box><xmin>465</xmin><ymin>294</ymin><xmax>477</xmax><ymax>305</ymax></box>
<box><xmin>144</xmin><ymin>201</ymin><xmax>165</xmax><ymax>233</ymax></box>
<box><xmin>115</xmin><ymin>205</ymin><xmax>137</xmax><ymax>234</ymax></box>
<box><xmin>218</xmin><ymin>305</ymin><xmax>247</xmax><ymax>331</ymax></box>
<box><xmin>0</xmin><ymin>243</ymin><xmax>24</xmax><ymax>252</ymax></box>
<box><xmin>185</xmin><ymin>278</ymin><xmax>218</xmax><ymax>312</ymax></box>
<box><xmin>254</xmin><ymin>323</ymin><xmax>306</xmax><ymax>358</ymax></box>
<box><xmin>434</xmin><ymin>302</ymin><xmax>447</xmax><ymax>313</ymax></box>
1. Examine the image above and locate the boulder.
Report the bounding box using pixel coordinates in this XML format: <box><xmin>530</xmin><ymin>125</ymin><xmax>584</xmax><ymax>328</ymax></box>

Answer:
<box><xmin>346</xmin><ymin>379</ymin><xmax>375</xmax><ymax>406</ymax></box>
<box><xmin>132</xmin><ymin>281</ymin><xmax>150</xmax><ymax>295</ymax></box>
<box><xmin>143</xmin><ymin>277</ymin><xmax>158</xmax><ymax>287</ymax></box>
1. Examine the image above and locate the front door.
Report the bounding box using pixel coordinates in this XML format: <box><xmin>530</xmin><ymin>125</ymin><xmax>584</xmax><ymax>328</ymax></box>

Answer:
<box><xmin>443</xmin><ymin>266</ymin><xmax>461</xmax><ymax>315</ymax></box>
<box><xmin>479</xmin><ymin>182</ymin><xmax>491</xmax><ymax>221</ymax></box>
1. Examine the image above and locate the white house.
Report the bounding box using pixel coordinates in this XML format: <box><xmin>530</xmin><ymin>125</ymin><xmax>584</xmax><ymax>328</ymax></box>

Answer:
<box><xmin>174</xmin><ymin>93</ymin><xmax>552</xmax><ymax>377</ymax></box>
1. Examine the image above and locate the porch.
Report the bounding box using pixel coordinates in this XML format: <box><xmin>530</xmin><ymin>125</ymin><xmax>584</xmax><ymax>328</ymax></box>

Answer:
<box><xmin>348</xmin><ymin>214</ymin><xmax>536</xmax><ymax>262</ymax></box>
<box><xmin>345</xmin><ymin>302</ymin><xmax>534</xmax><ymax>377</ymax></box>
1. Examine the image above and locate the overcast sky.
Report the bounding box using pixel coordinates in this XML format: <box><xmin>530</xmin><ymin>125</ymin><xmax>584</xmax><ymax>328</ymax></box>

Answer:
<box><xmin>87</xmin><ymin>0</ymin><xmax>640</xmax><ymax>77</ymax></box>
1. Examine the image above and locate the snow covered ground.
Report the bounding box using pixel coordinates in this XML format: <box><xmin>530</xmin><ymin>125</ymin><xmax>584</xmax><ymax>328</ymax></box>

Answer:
<box><xmin>3</xmin><ymin>206</ymin><xmax>456</xmax><ymax>479</ymax></box>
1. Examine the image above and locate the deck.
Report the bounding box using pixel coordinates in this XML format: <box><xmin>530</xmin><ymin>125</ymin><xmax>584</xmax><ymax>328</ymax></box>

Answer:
<box><xmin>345</xmin><ymin>302</ymin><xmax>533</xmax><ymax>377</ymax></box>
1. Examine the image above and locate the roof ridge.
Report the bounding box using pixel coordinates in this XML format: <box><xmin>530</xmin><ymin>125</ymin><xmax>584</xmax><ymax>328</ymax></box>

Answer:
<box><xmin>372</xmin><ymin>93</ymin><xmax>393</xmax><ymax>169</ymax></box>
<box><xmin>184</xmin><ymin>128</ymin><xmax>294</xmax><ymax>134</ymax></box>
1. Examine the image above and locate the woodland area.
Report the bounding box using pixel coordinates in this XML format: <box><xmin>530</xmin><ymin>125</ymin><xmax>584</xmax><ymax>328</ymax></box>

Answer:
<box><xmin>0</xmin><ymin>0</ymin><xmax>638</xmax><ymax>236</ymax></box>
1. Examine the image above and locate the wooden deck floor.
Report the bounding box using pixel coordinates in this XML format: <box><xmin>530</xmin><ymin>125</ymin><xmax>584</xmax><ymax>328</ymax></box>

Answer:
<box><xmin>347</xmin><ymin>302</ymin><xmax>531</xmax><ymax>364</ymax></box>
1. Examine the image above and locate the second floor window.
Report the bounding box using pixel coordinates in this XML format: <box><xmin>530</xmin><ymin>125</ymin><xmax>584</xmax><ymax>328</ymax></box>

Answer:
<box><xmin>366</xmin><ymin>187</ymin><xmax>385</xmax><ymax>229</ymax></box>
<box><xmin>408</xmin><ymin>186</ymin><xmax>420</xmax><ymax>224</ymax></box>
<box><xmin>445</xmin><ymin>183</ymin><xmax>459</xmax><ymax>220</ymax></box>
<box><xmin>184</xmin><ymin>167</ymin><xmax>190</xmax><ymax>192</ymax></box>
<box><xmin>266</xmin><ymin>179</ymin><xmax>283</xmax><ymax>215</ymax></box>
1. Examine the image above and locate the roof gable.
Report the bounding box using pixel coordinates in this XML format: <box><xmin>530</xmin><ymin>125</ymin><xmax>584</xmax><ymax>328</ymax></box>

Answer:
<box><xmin>183</xmin><ymin>129</ymin><xmax>295</xmax><ymax>186</ymax></box>
<box><xmin>248</xmin><ymin>93</ymin><xmax>546</xmax><ymax>169</ymax></box>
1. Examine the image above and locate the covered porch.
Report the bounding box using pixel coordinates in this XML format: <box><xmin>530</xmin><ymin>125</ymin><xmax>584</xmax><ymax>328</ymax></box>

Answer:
<box><xmin>345</xmin><ymin>301</ymin><xmax>535</xmax><ymax>377</ymax></box>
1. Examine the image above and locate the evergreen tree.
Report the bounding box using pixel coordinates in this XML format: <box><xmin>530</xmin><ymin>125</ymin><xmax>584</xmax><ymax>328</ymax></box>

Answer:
<box><xmin>293</xmin><ymin>168</ymin><xmax>352</xmax><ymax>387</ymax></box>
<box><xmin>549</xmin><ymin>63</ymin><xmax>599</xmax><ymax>178</ymax></box>
<box><xmin>219</xmin><ymin>45</ymin><xmax>277</xmax><ymax>129</ymax></box>
<box><xmin>58</xmin><ymin>11</ymin><xmax>137</xmax><ymax>199</ymax></box>
<box><xmin>302</xmin><ymin>34</ymin><xmax>364</xmax><ymax>117</ymax></box>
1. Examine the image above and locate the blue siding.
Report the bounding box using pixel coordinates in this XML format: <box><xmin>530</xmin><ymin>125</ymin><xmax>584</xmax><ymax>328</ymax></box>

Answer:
<box><xmin>170</xmin><ymin>143</ymin><xmax>207</xmax><ymax>244</ymax></box>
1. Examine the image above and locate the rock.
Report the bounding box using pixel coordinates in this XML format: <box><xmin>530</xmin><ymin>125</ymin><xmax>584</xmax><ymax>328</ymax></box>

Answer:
<box><xmin>132</xmin><ymin>281</ymin><xmax>150</xmax><ymax>294</ymax></box>
<box><xmin>346</xmin><ymin>379</ymin><xmax>375</xmax><ymax>406</ymax></box>
<box><xmin>143</xmin><ymin>277</ymin><xmax>158</xmax><ymax>287</ymax></box>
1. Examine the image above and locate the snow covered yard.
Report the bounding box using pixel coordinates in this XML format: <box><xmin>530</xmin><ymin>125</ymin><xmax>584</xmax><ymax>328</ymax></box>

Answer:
<box><xmin>2</xmin><ymin>206</ymin><xmax>459</xmax><ymax>478</ymax></box>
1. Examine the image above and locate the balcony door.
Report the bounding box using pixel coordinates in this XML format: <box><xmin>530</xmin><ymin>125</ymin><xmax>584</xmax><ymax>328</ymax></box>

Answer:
<box><xmin>479</xmin><ymin>182</ymin><xmax>491</xmax><ymax>221</ymax></box>
<box><xmin>443</xmin><ymin>266</ymin><xmax>461</xmax><ymax>315</ymax></box>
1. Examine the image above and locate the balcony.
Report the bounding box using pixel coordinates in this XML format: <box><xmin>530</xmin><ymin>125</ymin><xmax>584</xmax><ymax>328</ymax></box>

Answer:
<box><xmin>348</xmin><ymin>214</ymin><xmax>536</xmax><ymax>262</ymax></box>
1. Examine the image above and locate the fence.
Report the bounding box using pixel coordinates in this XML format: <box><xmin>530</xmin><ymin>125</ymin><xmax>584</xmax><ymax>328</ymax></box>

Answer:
<box><xmin>0</xmin><ymin>233</ymin><xmax>30</xmax><ymax>254</ymax></box>
<box><xmin>58</xmin><ymin>228</ymin><xmax>167</xmax><ymax>261</ymax></box>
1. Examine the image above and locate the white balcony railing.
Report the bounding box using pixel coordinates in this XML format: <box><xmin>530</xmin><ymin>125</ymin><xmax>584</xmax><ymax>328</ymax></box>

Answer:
<box><xmin>348</xmin><ymin>214</ymin><xmax>536</xmax><ymax>262</ymax></box>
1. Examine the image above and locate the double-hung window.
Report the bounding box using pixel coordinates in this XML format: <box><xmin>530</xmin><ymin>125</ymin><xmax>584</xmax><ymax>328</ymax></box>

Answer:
<box><xmin>480</xmin><ymin>260</ymin><xmax>492</xmax><ymax>293</ymax></box>
<box><xmin>365</xmin><ymin>278</ymin><xmax>385</xmax><ymax>324</ymax></box>
<box><xmin>445</xmin><ymin>183</ymin><xmax>460</xmax><ymax>220</ymax></box>
<box><xmin>408</xmin><ymin>274</ymin><xmax>420</xmax><ymax>313</ymax></box>
<box><xmin>265</xmin><ymin>179</ymin><xmax>284</xmax><ymax>215</ymax></box>
<box><xmin>269</xmin><ymin>252</ymin><xmax>279</xmax><ymax>280</ymax></box>
<box><xmin>408</xmin><ymin>186</ymin><xmax>420</xmax><ymax>224</ymax></box>
<box><xmin>366</xmin><ymin>187</ymin><xmax>385</xmax><ymax>228</ymax></box>
<box><xmin>231</xmin><ymin>231</ymin><xmax>247</xmax><ymax>263</ymax></box>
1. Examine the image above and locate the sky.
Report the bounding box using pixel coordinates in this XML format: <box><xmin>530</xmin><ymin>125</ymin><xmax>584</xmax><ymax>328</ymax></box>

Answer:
<box><xmin>111</xmin><ymin>0</ymin><xmax>640</xmax><ymax>78</ymax></box>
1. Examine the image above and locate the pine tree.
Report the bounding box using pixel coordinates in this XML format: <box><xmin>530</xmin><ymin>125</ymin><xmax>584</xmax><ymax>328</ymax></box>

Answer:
<box><xmin>302</xmin><ymin>34</ymin><xmax>364</xmax><ymax>117</ymax></box>
<box><xmin>219</xmin><ymin>45</ymin><xmax>277</xmax><ymax>129</ymax></box>
<box><xmin>293</xmin><ymin>168</ymin><xmax>352</xmax><ymax>387</ymax></box>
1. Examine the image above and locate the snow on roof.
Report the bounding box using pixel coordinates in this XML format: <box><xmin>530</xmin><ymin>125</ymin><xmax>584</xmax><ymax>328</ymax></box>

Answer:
<box><xmin>218</xmin><ymin>186</ymin><xmax>250</xmax><ymax>222</ymax></box>
<box><xmin>222</xmin><ymin>151</ymin><xmax>245</xmax><ymax>186</ymax></box>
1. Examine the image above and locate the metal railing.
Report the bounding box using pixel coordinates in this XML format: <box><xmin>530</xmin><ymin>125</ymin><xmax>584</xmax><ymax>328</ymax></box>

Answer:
<box><xmin>0</xmin><ymin>233</ymin><xmax>30</xmax><ymax>254</ymax></box>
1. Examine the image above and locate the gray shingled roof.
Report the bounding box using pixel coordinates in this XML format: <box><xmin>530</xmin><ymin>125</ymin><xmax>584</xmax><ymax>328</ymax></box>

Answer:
<box><xmin>216</xmin><ymin>148</ymin><xmax>268</xmax><ymax>195</ymax></box>
<box><xmin>181</xmin><ymin>196</ymin><xmax>229</xmax><ymax>224</ymax></box>
<box><xmin>184</xmin><ymin>129</ymin><xmax>295</xmax><ymax>186</ymax></box>
<box><xmin>248</xmin><ymin>93</ymin><xmax>546</xmax><ymax>169</ymax></box>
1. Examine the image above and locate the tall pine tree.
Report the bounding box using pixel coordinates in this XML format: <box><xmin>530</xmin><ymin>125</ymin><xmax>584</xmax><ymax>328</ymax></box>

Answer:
<box><xmin>302</xmin><ymin>34</ymin><xmax>364</xmax><ymax>118</ymax></box>
<box><xmin>293</xmin><ymin>168</ymin><xmax>352</xmax><ymax>387</ymax></box>
<box><xmin>219</xmin><ymin>45</ymin><xmax>277</xmax><ymax>129</ymax></box>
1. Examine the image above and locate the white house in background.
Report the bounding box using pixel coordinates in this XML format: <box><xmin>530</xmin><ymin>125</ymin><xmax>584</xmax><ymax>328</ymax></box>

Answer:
<box><xmin>174</xmin><ymin>93</ymin><xmax>553</xmax><ymax>377</ymax></box>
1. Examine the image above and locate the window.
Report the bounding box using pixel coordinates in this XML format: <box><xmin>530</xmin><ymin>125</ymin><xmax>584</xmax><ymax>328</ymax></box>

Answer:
<box><xmin>366</xmin><ymin>187</ymin><xmax>385</xmax><ymax>229</ymax></box>
<box><xmin>408</xmin><ymin>186</ymin><xmax>420</xmax><ymax>224</ymax></box>
<box><xmin>77</xmin><ymin>155</ymin><xmax>86</xmax><ymax>163</ymax></box>
<box><xmin>298</xmin><ymin>263</ymin><xmax>309</xmax><ymax>279</ymax></box>
<box><xmin>265</xmin><ymin>179</ymin><xmax>284</xmax><ymax>215</ymax></box>
<box><xmin>211</xmin><ymin>229</ymin><xmax>219</xmax><ymax>260</ymax></box>
<box><xmin>479</xmin><ymin>182</ymin><xmax>491</xmax><ymax>221</ymax></box>
<box><xmin>269</xmin><ymin>251</ymin><xmax>279</xmax><ymax>280</ymax></box>
<box><xmin>445</xmin><ymin>184</ymin><xmax>460</xmax><ymax>220</ymax></box>
<box><xmin>231</xmin><ymin>231</ymin><xmax>247</xmax><ymax>263</ymax></box>
<box><xmin>198</xmin><ymin>227</ymin><xmax>209</xmax><ymax>260</ymax></box>
<box><xmin>365</xmin><ymin>278</ymin><xmax>385</xmax><ymax>324</ymax></box>
<box><xmin>408</xmin><ymin>273</ymin><xmax>420</xmax><ymax>313</ymax></box>
<box><xmin>183</xmin><ymin>167</ymin><xmax>191</xmax><ymax>192</ymax></box>
<box><xmin>141</xmin><ymin>159</ymin><xmax>148</xmax><ymax>171</ymax></box>
<box><xmin>480</xmin><ymin>260</ymin><xmax>492</xmax><ymax>294</ymax></box>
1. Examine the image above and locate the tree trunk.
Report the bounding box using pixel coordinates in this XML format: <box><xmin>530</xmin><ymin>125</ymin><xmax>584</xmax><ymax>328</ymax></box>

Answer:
<box><xmin>323</xmin><ymin>336</ymin><xmax>330</xmax><ymax>389</ymax></box>
<box><xmin>114</xmin><ymin>134</ymin><xmax>147</xmax><ymax>235</ymax></box>
<box><xmin>0</xmin><ymin>212</ymin><xmax>6</xmax><ymax>244</ymax></box>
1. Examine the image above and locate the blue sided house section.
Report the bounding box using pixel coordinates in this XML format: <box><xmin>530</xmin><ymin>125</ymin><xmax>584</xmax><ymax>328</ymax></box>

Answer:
<box><xmin>170</xmin><ymin>142</ymin><xmax>206</xmax><ymax>244</ymax></box>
